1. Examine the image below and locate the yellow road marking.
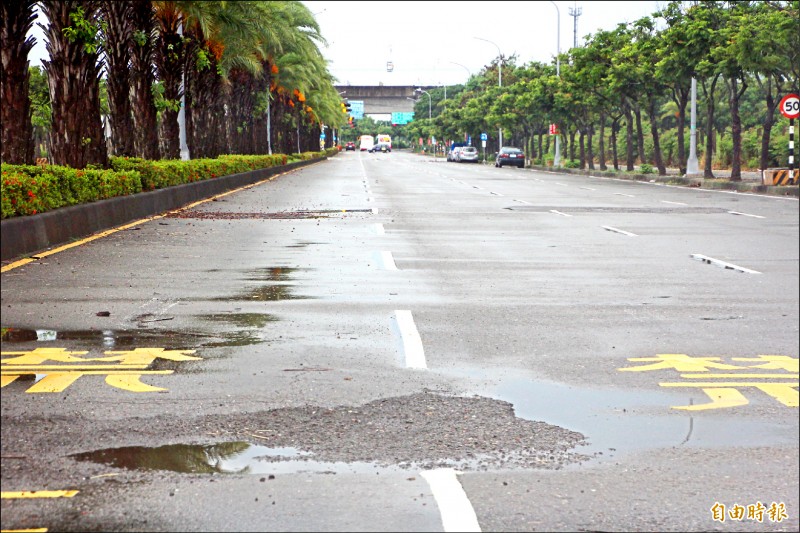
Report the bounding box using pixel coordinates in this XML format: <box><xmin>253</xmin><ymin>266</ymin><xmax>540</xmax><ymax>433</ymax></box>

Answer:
<box><xmin>105</xmin><ymin>374</ymin><xmax>168</xmax><ymax>392</ymax></box>
<box><xmin>660</xmin><ymin>382</ymin><xmax>799</xmax><ymax>387</ymax></box>
<box><xmin>1</xmin><ymin>491</ymin><xmax>78</xmax><ymax>499</ymax></box>
<box><xmin>1</xmin><ymin>528</ymin><xmax>49</xmax><ymax>532</ymax></box>
<box><xmin>670</xmin><ymin>388</ymin><xmax>749</xmax><ymax>411</ymax></box>
<box><xmin>680</xmin><ymin>373</ymin><xmax>799</xmax><ymax>379</ymax></box>
<box><xmin>1</xmin><ymin>365</ymin><xmax>151</xmax><ymax>370</ymax></box>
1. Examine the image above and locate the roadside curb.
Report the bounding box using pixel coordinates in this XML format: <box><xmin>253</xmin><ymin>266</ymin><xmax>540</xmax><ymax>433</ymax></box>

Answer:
<box><xmin>1</xmin><ymin>158</ymin><xmax>322</xmax><ymax>262</ymax></box>
<box><xmin>528</xmin><ymin>165</ymin><xmax>800</xmax><ymax>198</ymax></box>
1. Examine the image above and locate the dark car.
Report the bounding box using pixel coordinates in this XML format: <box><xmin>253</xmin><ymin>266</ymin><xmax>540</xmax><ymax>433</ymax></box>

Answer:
<box><xmin>345</xmin><ymin>141</ymin><xmax>356</xmax><ymax>151</ymax></box>
<box><xmin>494</xmin><ymin>147</ymin><xmax>525</xmax><ymax>168</ymax></box>
<box><xmin>370</xmin><ymin>143</ymin><xmax>390</xmax><ymax>153</ymax></box>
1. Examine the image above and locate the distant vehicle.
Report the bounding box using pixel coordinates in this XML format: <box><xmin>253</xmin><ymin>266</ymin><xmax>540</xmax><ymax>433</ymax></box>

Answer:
<box><xmin>376</xmin><ymin>134</ymin><xmax>392</xmax><ymax>150</ymax></box>
<box><xmin>370</xmin><ymin>143</ymin><xmax>390</xmax><ymax>153</ymax></box>
<box><xmin>359</xmin><ymin>135</ymin><xmax>374</xmax><ymax>152</ymax></box>
<box><xmin>448</xmin><ymin>147</ymin><xmax>463</xmax><ymax>162</ymax></box>
<box><xmin>448</xmin><ymin>142</ymin><xmax>468</xmax><ymax>161</ymax></box>
<box><xmin>457</xmin><ymin>146</ymin><xmax>479</xmax><ymax>163</ymax></box>
<box><xmin>495</xmin><ymin>146</ymin><xmax>525</xmax><ymax>168</ymax></box>
<box><xmin>345</xmin><ymin>141</ymin><xmax>356</xmax><ymax>151</ymax></box>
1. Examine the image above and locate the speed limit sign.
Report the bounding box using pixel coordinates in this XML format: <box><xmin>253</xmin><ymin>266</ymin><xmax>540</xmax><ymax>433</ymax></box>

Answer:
<box><xmin>780</xmin><ymin>93</ymin><xmax>799</xmax><ymax>119</ymax></box>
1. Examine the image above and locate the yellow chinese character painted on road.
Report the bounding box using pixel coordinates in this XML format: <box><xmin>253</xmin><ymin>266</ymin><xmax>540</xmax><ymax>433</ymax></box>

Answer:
<box><xmin>619</xmin><ymin>354</ymin><xmax>743</xmax><ymax>373</ymax></box>
<box><xmin>747</xmin><ymin>502</ymin><xmax>767</xmax><ymax>522</ymax></box>
<box><xmin>767</xmin><ymin>502</ymin><xmax>788</xmax><ymax>523</ymax></box>
<box><xmin>728</xmin><ymin>504</ymin><xmax>745</xmax><ymax>521</ymax></box>
<box><xmin>711</xmin><ymin>502</ymin><xmax>726</xmax><ymax>522</ymax></box>
<box><xmin>1</xmin><ymin>348</ymin><xmax>200</xmax><ymax>393</ymax></box>
<box><xmin>619</xmin><ymin>354</ymin><xmax>798</xmax><ymax>411</ymax></box>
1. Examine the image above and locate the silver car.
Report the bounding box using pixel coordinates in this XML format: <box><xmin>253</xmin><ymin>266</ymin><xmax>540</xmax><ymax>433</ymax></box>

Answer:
<box><xmin>457</xmin><ymin>146</ymin><xmax>480</xmax><ymax>163</ymax></box>
<box><xmin>448</xmin><ymin>147</ymin><xmax>462</xmax><ymax>162</ymax></box>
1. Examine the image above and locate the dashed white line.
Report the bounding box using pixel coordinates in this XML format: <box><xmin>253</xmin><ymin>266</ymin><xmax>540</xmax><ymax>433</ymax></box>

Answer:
<box><xmin>379</xmin><ymin>251</ymin><xmax>397</xmax><ymax>270</ymax></box>
<box><xmin>602</xmin><ymin>225</ymin><xmax>638</xmax><ymax>237</ymax></box>
<box><xmin>420</xmin><ymin>469</ymin><xmax>481</xmax><ymax>533</ymax></box>
<box><xmin>614</xmin><ymin>193</ymin><xmax>635</xmax><ymax>197</ymax></box>
<box><xmin>373</xmin><ymin>223</ymin><xmax>385</xmax><ymax>235</ymax></box>
<box><xmin>661</xmin><ymin>200</ymin><xmax>688</xmax><ymax>206</ymax></box>
<box><xmin>489</xmin><ymin>191</ymin><xmax>504</xmax><ymax>196</ymax></box>
<box><xmin>728</xmin><ymin>211</ymin><xmax>765</xmax><ymax>219</ymax></box>
<box><xmin>579</xmin><ymin>186</ymin><xmax>596</xmax><ymax>191</ymax></box>
<box><xmin>513</xmin><ymin>199</ymin><xmax>531</xmax><ymax>204</ymax></box>
<box><xmin>394</xmin><ymin>310</ymin><xmax>427</xmax><ymax>369</ymax></box>
<box><xmin>554</xmin><ymin>182</ymin><xmax>568</xmax><ymax>187</ymax></box>
<box><xmin>690</xmin><ymin>254</ymin><xmax>762</xmax><ymax>274</ymax></box>
<box><xmin>550</xmin><ymin>210</ymin><xmax>572</xmax><ymax>217</ymax></box>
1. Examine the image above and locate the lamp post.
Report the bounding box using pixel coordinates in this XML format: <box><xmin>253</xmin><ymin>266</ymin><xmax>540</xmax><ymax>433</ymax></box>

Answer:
<box><xmin>415</xmin><ymin>88</ymin><xmax>431</xmax><ymax>119</ymax></box>
<box><xmin>450</xmin><ymin>61</ymin><xmax>472</xmax><ymax>79</ymax></box>
<box><xmin>548</xmin><ymin>1</ymin><xmax>561</xmax><ymax>167</ymax></box>
<box><xmin>474</xmin><ymin>37</ymin><xmax>502</xmax><ymax>148</ymax></box>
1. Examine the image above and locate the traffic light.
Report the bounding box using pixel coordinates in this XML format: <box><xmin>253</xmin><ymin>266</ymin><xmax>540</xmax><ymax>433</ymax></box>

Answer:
<box><xmin>345</xmin><ymin>101</ymin><xmax>352</xmax><ymax>113</ymax></box>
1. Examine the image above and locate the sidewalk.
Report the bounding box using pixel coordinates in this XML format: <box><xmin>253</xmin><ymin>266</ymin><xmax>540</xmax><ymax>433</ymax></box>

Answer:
<box><xmin>531</xmin><ymin>165</ymin><xmax>799</xmax><ymax>198</ymax></box>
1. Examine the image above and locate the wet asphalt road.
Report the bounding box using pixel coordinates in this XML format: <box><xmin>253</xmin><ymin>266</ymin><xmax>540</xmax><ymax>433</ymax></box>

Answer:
<box><xmin>1</xmin><ymin>150</ymin><xmax>798</xmax><ymax>532</ymax></box>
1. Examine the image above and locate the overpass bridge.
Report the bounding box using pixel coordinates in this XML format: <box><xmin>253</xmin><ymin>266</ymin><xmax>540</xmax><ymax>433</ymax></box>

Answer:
<box><xmin>334</xmin><ymin>85</ymin><xmax>435</xmax><ymax>122</ymax></box>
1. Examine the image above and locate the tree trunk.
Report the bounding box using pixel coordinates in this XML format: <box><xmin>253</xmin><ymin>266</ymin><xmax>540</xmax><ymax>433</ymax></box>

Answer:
<box><xmin>646</xmin><ymin>96</ymin><xmax>666</xmax><ymax>175</ymax></box>
<box><xmin>1</xmin><ymin>0</ymin><xmax>36</xmax><ymax>164</ymax></box>
<box><xmin>634</xmin><ymin>106</ymin><xmax>645</xmax><ymax>165</ymax></box>
<box><xmin>701</xmin><ymin>74</ymin><xmax>720</xmax><ymax>178</ymax></box>
<box><xmin>726</xmin><ymin>75</ymin><xmax>747</xmax><ymax>181</ymax></box>
<box><xmin>624</xmin><ymin>106</ymin><xmax>635</xmax><ymax>171</ymax></box>
<box><xmin>41</xmin><ymin>0</ymin><xmax>108</xmax><ymax>169</ymax></box>
<box><xmin>129</xmin><ymin>0</ymin><xmax>159</xmax><ymax>160</ymax></box>
<box><xmin>154</xmin><ymin>6</ymin><xmax>184</xmax><ymax>160</ymax></box>
<box><xmin>598</xmin><ymin>113</ymin><xmax>607</xmax><ymax>171</ymax></box>
<box><xmin>672</xmin><ymin>84</ymin><xmax>689</xmax><ymax>175</ymax></box>
<box><xmin>100</xmin><ymin>0</ymin><xmax>135</xmax><ymax>157</ymax></box>
<box><xmin>756</xmin><ymin>74</ymin><xmax>781</xmax><ymax>172</ymax></box>
<box><xmin>611</xmin><ymin>115</ymin><xmax>621</xmax><ymax>170</ymax></box>
<box><xmin>587</xmin><ymin>125</ymin><xmax>595</xmax><ymax>170</ymax></box>
<box><xmin>579</xmin><ymin>129</ymin><xmax>585</xmax><ymax>169</ymax></box>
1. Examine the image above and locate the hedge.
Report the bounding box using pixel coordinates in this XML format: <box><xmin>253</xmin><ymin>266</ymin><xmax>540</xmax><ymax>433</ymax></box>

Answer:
<box><xmin>1</xmin><ymin>150</ymin><xmax>335</xmax><ymax>219</ymax></box>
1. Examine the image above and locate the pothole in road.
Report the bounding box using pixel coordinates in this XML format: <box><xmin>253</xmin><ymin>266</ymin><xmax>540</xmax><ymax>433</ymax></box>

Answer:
<box><xmin>68</xmin><ymin>392</ymin><xmax>590</xmax><ymax>474</ymax></box>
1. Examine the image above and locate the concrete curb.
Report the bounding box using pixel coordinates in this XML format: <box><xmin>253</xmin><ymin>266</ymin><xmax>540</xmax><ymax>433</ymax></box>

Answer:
<box><xmin>528</xmin><ymin>165</ymin><xmax>800</xmax><ymax>197</ymax></box>
<box><xmin>1</xmin><ymin>157</ymin><xmax>321</xmax><ymax>262</ymax></box>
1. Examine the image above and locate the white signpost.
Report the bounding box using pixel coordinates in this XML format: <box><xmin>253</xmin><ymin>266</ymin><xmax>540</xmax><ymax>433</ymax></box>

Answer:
<box><xmin>780</xmin><ymin>93</ymin><xmax>799</xmax><ymax>183</ymax></box>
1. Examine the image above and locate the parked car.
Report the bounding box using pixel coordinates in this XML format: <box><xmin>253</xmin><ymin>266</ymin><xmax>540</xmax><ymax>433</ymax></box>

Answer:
<box><xmin>345</xmin><ymin>141</ymin><xmax>356</xmax><ymax>151</ymax></box>
<box><xmin>494</xmin><ymin>147</ymin><xmax>525</xmax><ymax>168</ymax></box>
<box><xmin>448</xmin><ymin>147</ymin><xmax>463</xmax><ymax>162</ymax></box>
<box><xmin>457</xmin><ymin>146</ymin><xmax>479</xmax><ymax>163</ymax></box>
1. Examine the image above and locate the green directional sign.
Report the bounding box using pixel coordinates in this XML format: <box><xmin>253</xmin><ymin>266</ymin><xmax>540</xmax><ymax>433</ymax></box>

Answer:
<box><xmin>391</xmin><ymin>112</ymin><xmax>414</xmax><ymax>125</ymax></box>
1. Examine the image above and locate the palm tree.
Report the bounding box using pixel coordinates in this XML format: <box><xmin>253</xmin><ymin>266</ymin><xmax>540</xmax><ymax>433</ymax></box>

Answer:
<box><xmin>40</xmin><ymin>0</ymin><xmax>108</xmax><ymax>169</ymax></box>
<box><xmin>152</xmin><ymin>1</ymin><xmax>185</xmax><ymax>159</ymax></box>
<box><xmin>100</xmin><ymin>0</ymin><xmax>135</xmax><ymax>157</ymax></box>
<box><xmin>1</xmin><ymin>0</ymin><xmax>37</xmax><ymax>164</ymax></box>
<box><xmin>129</xmin><ymin>0</ymin><xmax>160</xmax><ymax>160</ymax></box>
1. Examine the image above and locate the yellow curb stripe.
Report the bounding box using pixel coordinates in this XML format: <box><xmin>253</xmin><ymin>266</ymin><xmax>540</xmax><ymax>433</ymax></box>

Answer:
<box><xmin>1</xmin><ymin>490</ymin><xmax>78</xmax><ymax>499</ymax></box>
<box><xmin>1</xmin><ymin>365</ymin><xmax>151</xmax><ymax>370</ymax></box>
<box><xmin>1</xmin><ymin>370</ymin><xmax>172</xmax><ymax>375</ymax></box>
<box><xmin>1</xmin><ymin>528</ymin><xmax>49</xmax><ymax>532</ymax></box>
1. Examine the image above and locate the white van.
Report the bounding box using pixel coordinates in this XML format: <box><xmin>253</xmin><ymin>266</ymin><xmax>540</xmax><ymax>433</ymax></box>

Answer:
<box><xmin>359</xmin><ymin>135</ymin><xmax>374</xmax><ymax>152</ymax></box>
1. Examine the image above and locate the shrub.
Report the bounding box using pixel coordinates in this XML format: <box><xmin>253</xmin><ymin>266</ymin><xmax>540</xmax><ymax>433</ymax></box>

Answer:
<box><xmin>639</xmin><ymin>164</ymin><xmax>654</xmax><ymax>174</ymax></box>
<box><xmin>564</xmin><ymin>159</ymin><xmax>581</xmax><ymax>168</ymax></box>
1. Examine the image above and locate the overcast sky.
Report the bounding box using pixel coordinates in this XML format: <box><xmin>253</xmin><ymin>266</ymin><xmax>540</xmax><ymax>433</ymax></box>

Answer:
<box><xmin>302</xmin><ymin>1</ymin><xmax>665</xmax><ymax>87</ymax></box>
<box><xmin>27</xmin><ymin>1</ymin><xmax>665</xmax><ymax>87</ymax></box>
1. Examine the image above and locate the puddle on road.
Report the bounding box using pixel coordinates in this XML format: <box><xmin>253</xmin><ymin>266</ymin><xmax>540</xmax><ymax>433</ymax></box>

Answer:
<box><xmin>243</xmin><ymin>267</ymin><xmax>308</xmax><ymax>282</ymax></box>
<box><xmin>0</xmin><ymin>324</ymin><xmax>268</xmax><ymax>349</ymax></box>
<box><xmin>70</xmin><ymin>442</ymin><xmax>414</xmax><ymax>475</ymax></box>
<box><xmin>435</xmin><ymin>367</ymin><xmax>798</xmax><ymax>463</ymax></box>
<box><xmin>197</xmin><ymin>313</ymin><xmax>279</xmax><ymax>329</ymax></box>
<box><xmin>207</xmin><ymin>284</ymin><xmax>314</xmax><ymax>302</ymax></box>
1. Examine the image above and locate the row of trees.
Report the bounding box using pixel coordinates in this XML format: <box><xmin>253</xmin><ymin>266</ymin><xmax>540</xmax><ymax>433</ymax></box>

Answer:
<box><xmin>402</xmin><ymin>0</ymin><xmax>798</xmax><ymax>180</ymax></box>
<box><xmin>1</xmin><ymin>1</ymin><xmax>348</xmax><ymax>169</ymax></box>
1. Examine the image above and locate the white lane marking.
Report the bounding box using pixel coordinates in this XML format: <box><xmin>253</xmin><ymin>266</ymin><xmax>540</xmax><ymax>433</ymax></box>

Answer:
<box><xmin>602</xmin><ymin>225</ymin><xmax>638</xmax><ymax>237</ymax></box>
<box><xmin>550</xmin><ymin>210</ymin><xmax>572</xmax><ymax>217</ymax></box>
<box><xmin>579</xmin><ymin>186</ymin><xmax>596</xmax><ymax>191</ymax></box>
<box><xmin>661</xmin><ymin>200</ymin><xmax>688</xmax><ymax>206</ymax></box>
<box><xmin>513</xmin><ymin>199</ymin><xmax>531</xmax><ymax>204</ymax></box>
<box><xmin>420</xmin><ymin>469</ymin><xmax>481</xmax><ymax>533</ymax></box>
<box><xmin>489</xmin><ymin>191</ymin><xmax>504</xmax><ymax>196</ymax></box>
<box><xmin>690</xmin><ymin>254</ymin><xmax>762</xmax><ymax>274</ymax></box>
<box><xmin>373</xmin><ymin>223</ymin><xmax>385</xmax><ymax>235</ymax></box>
<box><xmin>379</xmin><ymin>251</ymin><xmax>397</xmax><ymax>270</ymax></box>
<box><xmin>554</xmin><ymin>182</ymin><xmax>568</xmax><ymax>186</ymax></box>
<box><xmin>394</xmin><ymin>310</ymin><xmax>427</xmax><ymax>369</ymax></box>
<box><xmin>614</xmin><ymin>193</ymin><xmax>635</xmax><ymax>197</ymax></box>
<box><xmin>472</xmin><ymin>186</ymin><xmax>483</xmax><ymax>190</ymax></box>
<box><xmin>371</xmin><ymin>208</ymin><xmax>378</xmax><ymax>214</ymax></box>
<box><xmin>728</xmin><ymin>211</ymin><xmax>765</xmax><ymax>219</ymax></box>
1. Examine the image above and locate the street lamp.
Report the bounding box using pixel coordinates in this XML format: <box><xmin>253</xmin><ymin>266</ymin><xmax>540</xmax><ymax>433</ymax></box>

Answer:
<box><xmin>450</xmin><ymin>61</ymin><xmax>472</xmax><ymax>80</ymax></box>
<box><xmin>548</xmin><ymin>1</ymin><xmax>561</xmax><ymax>167</ymax></box>
<box><xmin>474</xmin><ymin>37</ymin><xmax>503</xmax><ymax>148</ymax></box>
<box><xmin>415</xmin><ymin>88</ymin><xmax>431</xmax><ymax>119</ymax></box>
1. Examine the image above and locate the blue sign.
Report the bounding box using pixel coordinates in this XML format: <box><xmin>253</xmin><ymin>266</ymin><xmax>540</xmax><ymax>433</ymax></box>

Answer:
<box><xmin>467</xmin><ymin>135</ymin><xmax>472</xmax><ymax>145</ymax></box>
<box><xmin>320</xmin><ymin>132</ymin><xmax>326</xmax><ymax>139</ymax></box>
<box><xmin>350</xmin><ymin>100</ymin><xmax>364</xmax><ymax>119</ymax></box>
<box><xmin>480</xmin><ymin>132</ymin><xmax>488</xmax><ymax>141</ymax></box>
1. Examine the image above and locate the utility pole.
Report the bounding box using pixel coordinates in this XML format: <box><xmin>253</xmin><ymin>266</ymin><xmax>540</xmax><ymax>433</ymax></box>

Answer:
<box><xmin>568</xmin><ymin>2</ymin><xmax>582</xmax><ymax>49</ymax></box>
